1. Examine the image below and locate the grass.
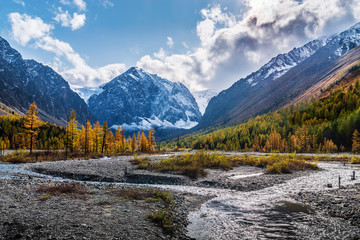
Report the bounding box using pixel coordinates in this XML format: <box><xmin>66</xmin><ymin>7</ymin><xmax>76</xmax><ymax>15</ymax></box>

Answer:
<box><xmin>146</xmin><ymin>209</ymin><xmax>179</xmax><ymax>233</ymax></box>
<box><xmin>130</xmin><ymin>156</ymin><xmax>152</xmax><ymax>169</ymax></box>
<box><xmin>350</xmin><ymin>156</ymin><xmax>360</xmax><ymax>164</ymax></box>
<box><xmin>151</xmin><ymin>151</ymin><xmax>238</xmax><ymax>179</ymax></box>
<box><xmin>0</xmin><ymin>150</ymin><xmax>105</xmax><ymax>163</ymax></box>
<box><xmin>36</xmin><ymin>182</ymin><xmax>88</xmax><ymax>200</ymax></box>
<box><xmin>233</xmin><ymin>153</ymin><xmax>318</xmax><ymax>174</ymax></box>
<box><xmin>0</xmin><ymin>150</ymin><xmax>165</xmax><ymax>164</ymax></box>
<box><xmin>130</xmin><ymin>151</ymin><xmax>319</xmax><ymax>178</ymax></box>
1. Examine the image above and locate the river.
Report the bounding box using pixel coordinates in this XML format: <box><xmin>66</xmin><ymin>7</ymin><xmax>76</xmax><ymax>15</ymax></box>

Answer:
<box><xmin>0</xmin><ymin>159</ymin><xmax>359</xmax><ymax>239</ymax></box>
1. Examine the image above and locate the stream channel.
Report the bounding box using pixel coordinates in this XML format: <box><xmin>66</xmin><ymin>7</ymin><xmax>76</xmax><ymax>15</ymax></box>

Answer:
<box><xmin>0</xmin><ymin>160</ymin><xmax>359</xmax><ymax>239</ymax></box>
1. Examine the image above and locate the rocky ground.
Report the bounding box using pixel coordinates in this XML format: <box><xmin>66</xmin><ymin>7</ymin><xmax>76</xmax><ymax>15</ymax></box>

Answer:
<box><xmin>2</xmin><ymin>154</ymin><xmax>359</xmax><ymax>239</ymax></box>
<box><xmin>0</xmin><ymin>177</ymin><xmax>210</xmax><ymax>240</ymax></box>
<box><xmin>294</xmin><ymin>184</ymin><xmax>360</xmax><ymax>227</ymax></box>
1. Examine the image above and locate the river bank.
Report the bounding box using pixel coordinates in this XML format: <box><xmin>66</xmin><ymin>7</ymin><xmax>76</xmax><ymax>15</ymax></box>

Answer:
<box><xmin>294</xmin><ymin>184</ymin><xmax>360</xmax><ymax>227</ymax></box>
<box><xmin>0</xmin><ymin>177</ymin><xmax>210</xmax><ymax>240</ymax></box>
<box><xmin>24</xmin><ymin>155</ymin><xmax>311</xmax><ymax>192</ymax></box>
<box><xmin>1</xmin><ymin>154</ymin><xmax>359</xmax><ymax>239</ymax></box>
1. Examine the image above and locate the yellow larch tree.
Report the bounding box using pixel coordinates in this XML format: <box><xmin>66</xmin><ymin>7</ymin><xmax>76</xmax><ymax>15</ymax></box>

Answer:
<box><xmin>93</xmin><ymin>121</ymin><xmax>102</xmax><ymax>153</ymax></box>
<box><xmin>66</xmin><ymin>110</ymin><xmax>78</xmax><ymax>152</ymax></box>
<box><xmin>23</xmin><ymin>102</ymin><xmax>41</xmax><ymax>154</ymax></box>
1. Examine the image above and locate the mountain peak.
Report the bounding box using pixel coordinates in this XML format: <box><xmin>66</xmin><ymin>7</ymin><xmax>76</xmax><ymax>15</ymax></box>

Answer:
<box><xmin>88</xmin><ymin>67</ymin><xmax>201</xmax><ymax>131</ymax></box>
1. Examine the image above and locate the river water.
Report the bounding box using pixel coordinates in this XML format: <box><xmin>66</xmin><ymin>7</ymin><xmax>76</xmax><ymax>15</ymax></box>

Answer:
<box><xmin>0</xmin><ymin>161</ymin><xmax>359</xmax><ymax>239</ymax></box>
<box><xmin>186</xmin><ymin>162</ymin><xmax>360</xmax><ymax>239</ymax></box>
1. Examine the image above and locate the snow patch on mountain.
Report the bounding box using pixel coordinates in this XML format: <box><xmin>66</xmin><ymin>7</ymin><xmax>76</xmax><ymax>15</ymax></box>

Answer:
<box><xmin>110</xmin><ymin>115</ymin><xmax>198</xmax><ymax>131</ymax></box>
<box><xmin>192</xmin><ymin>90</ymin><xmax>218</xmax><ymax>115</ymax></box>
<box><xmin>240</xmin><ymin>37</ymin><xmax>329</xmax><ymax>88</ymax></box>
<box><xmin>89</xmin><ymin>67</ymin><xmax>201</xmax><ymax>129</ymax></box>
<box><xmin>73</xmin><ymin>86</ymin><xmax>104</xmax><ymax>103</ymax></box>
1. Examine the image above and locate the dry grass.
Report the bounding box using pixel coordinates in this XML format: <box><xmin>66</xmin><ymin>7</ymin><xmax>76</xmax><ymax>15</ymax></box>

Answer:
<box><xmin>133</xmin><ymin>151</ymin><xmax>319</xmax><ymax>178</ymax></box>
<box><xmin>1</xmin><ymin>150</ymin><xmax>165</xmax><ymax>163</ymax></box>
<box><xmin>152</xmin><ymin>151</ymin><xmax>238</xmax><ymax>179</ymax></box>
<box><xmin>36</xmin><ymin>182</ymin><xmax>88</xmax><ymax>199</ymax></box>
<box><xmin>0</xmin><ymin>150</ymin><xmax>105</xmax><ymax>163</ymax></box>
<box><xmin>146</xmin><ymin>209</ymin><xmax>179</xmax><ymax>233</ymax></box>
<box><xmin>234</xmin><ymin>153</ymin><xmax>318</xmax><ymax>174</ymax></box>
<box><xmin>130</xmin><ymin>157</ymin><xmax>152</xmax><ymax>169</ymax></box>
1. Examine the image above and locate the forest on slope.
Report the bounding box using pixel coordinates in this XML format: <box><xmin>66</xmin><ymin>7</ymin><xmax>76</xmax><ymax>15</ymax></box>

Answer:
<box><xmin>165</xmin><ymin>64</ymin><xmax>360</xmax><ymax>153</ymax></box>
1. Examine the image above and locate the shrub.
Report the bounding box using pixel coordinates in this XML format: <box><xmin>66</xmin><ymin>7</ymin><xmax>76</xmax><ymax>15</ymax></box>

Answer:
<box><xmin>350</xmin><ymin>156</ymin><xmax>360</xmax><ymax>164</ymax></box>
<box><xmin>131</xmin><ymin>157</ymin><xmax>152</xmax><ymax>169</ymax></box>
<box><xmin>146</xmin><ymin>209</ymin><xmax>179</xmax><ymax>233</ymax></box>
<box><xmin>152</xmin><ymin>151</ymin><xmax>238</xmax><ymax>179</ymax></box>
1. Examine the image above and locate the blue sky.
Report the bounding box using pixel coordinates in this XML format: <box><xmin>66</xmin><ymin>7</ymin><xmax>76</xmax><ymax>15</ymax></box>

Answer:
<box><xmin>1</xmin><ymin>0</ymin><xmax>360</xmax><ymax>91</ymax></box>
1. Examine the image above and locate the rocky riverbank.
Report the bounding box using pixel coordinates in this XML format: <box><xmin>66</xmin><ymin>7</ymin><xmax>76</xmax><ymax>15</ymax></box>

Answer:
<box><xmin>0</xmin><ymin>177</ymin><xmax>210</xmax><ymax>240</ymax></box>
<box><xmin>24</xmin><ymin>155</ymin><xmax>311</xmax><ymax>192</ymax></box>
<box><xmin>294</xmin><ymin>184</ymin><xmax>360</xmax><ymax>227</ymax></box>
<box><xmin>2</xmin><ymin>154</ymin><xmax>349</xmax><ymax>239</ymax></box>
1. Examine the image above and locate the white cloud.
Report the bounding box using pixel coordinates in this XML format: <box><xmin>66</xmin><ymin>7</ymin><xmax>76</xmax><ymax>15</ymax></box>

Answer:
<box><xmin>54</xmin><ymin>8</ymin><xmax>86</xmax><ymax>30</ymax></box>
<box><xmin>60</xmin><ymin>0</ymin><xmax>86</xmax><ymax>11</ymax></box>
<box><xmin>13</xmin><ymin>0</ymin><xmax>25</xmax><ymax>7</ymax></box>
<box><xmin>182</xmin><ymin>41</ymin><xmax>189</xmax><ymax>49</ymax></box>
<box><xmin>8</xmin><ymin>13</ymin><xmax>53</xmax><ymax>46</ymax></box>
<box><xmin>73</xmin><ymin>0</ymin><xmax>86</xmax><ymax>11</ymax></box>
<box><xmin>101</xmin><ymin>0</ymin><xmax>114</xmax><ymax>8</ymax></box>
<box><xmin>166</xmin><ymin>37</ymin><xmax>174</xmax><ymax>48</ymax></box>
<box><xmin>8</xmin><ymin>12</ymin><xmax>126</xmax><ymax>87</ymax></box>
<box><xmin>154</xmin><ymin>48</ymin><xmax>166</xmax><ymax>60</ymax></box>
<box><xmin>137</xmin><ymin>1</ymin><xmax>360</xmax><ymax>91</ymax></box>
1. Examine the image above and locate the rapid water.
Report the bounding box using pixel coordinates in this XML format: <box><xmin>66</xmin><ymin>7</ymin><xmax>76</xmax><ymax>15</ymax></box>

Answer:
<box><xmin>186</xmin><ymin>162</ymin><xmax>360</xmax><ymax>239</ymax></box>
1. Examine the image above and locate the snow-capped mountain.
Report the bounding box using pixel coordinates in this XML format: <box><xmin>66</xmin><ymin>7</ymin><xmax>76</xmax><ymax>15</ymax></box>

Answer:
<box><xmin>88</xmin><ymin>67</ymin><xmax>202</xmax><ymax>131</ymax></box>
<box><xmin>0</xmin><ymin>36</ymin><xmax>94</xmax><ymax>125</ymax></box>
<box><xmin>237</xmin><ymin>37</ymin><xmax>329</xmax><ymax>88</ymax></box>
<box><xmin>198</xmin><ymin>22</ymin><xmax>360</xmax><ymax>129</ymax></box>
<box><xmin>192</xmin><ymin>90</ymin><xmax>218</xmax><ymax>115</ymax></box>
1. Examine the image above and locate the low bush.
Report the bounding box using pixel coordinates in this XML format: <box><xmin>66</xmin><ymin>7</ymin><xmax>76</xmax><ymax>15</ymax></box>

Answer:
<box><xmin>153</xmin><ymin>151</ymin><xmax>238</xmax><ymax>179</ymax></box>
<box><xmin>234</xmin><ymin>153</ymin><xmax>318</xmax><ymax>174</ymax></box>
<box><xmin>131</xmin><ymin>151</ymin><xmax>319</xmax><ymax>177</ymax></box>
<box><xmin>146</xmin><ymin>209</ymin><xmax>179</xmax><ymax>233</ymax></box>
<box><xmin>130</xmin><ymin>157</ymin><xmax>152</xmax><ymax>169</ymax></box>
<box><xmin>350</xmin><ymin>156</ymin><xmax>360</xmax><ymax>164</ymax></box>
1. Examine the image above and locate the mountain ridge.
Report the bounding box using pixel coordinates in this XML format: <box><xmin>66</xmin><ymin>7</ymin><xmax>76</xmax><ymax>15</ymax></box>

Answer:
<box><xmin>0</xmin><ymin>36</ymin><xmax>94</xmax><ymax>125</ymax></box>
<box><xmin>197</xmin><ymin>22</ymin><xmax>360</xmax><ymax>130</ymax></box>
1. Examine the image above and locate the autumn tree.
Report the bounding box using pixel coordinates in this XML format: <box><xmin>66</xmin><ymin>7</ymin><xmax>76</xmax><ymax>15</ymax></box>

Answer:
<box><xmin>131</xmin><ymin>133</ymin><xmax>137</xmax><ymax>151</ymax></box>
<box><xmin>352</xmin><ymin>129</ymin><xmax>360</xmax><ymax>152</ymax></box>
<box><xmin>101</xmin><ymin>121</ymin><xmax>108</xmax><ymax>153</ymax></box>
<box><xmin>93</xmin><ymin>121</ymin><xmax>102</xmax><ymax>153</ymax></box>
<box><xmin>23</xmin><ymin>102</ymin><xmax>41</xmax><ymax>154</ymax></box>
<box><xmin>84</xmin><ymin>119</ymin><xmax>92</xmax><ymax>155</ymax></box>
<box><xmin>147</xmin><ymin>127</ymin><xmax>155</xmax><ymax>151</ymax></box>
<box><xmin>66</xmin><ymin>110</ymin><xmax>78</xmax><ymax>152</ymax></box>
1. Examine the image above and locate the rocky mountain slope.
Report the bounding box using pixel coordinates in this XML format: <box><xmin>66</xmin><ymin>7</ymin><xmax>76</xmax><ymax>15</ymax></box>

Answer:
<box><xmin>88</xmin><ymin>67</ymin><xmax>201</xmax><ymax>130</ymax></box>
<box><xmin>0</xmin><ymin>36</ymin><xmax>94</xmax><ymax>125</ymax></box>
<box><xmin>197</xmin><ymin>23</ymin><xmax>360</xmax><ymax>129</ymax></box>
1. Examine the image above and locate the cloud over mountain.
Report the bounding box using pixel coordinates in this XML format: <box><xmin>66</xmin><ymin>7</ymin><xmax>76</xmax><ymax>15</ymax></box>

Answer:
<box><xmin>136</xmin><ymin>0</ymin><xmax>360</xmax><ymax>91</ymax></box>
